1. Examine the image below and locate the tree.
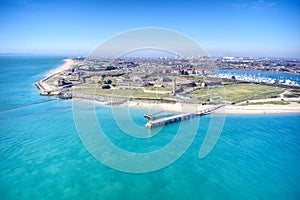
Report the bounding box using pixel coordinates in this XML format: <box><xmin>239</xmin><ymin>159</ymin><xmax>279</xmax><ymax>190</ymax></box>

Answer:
<box><xmin>102</xmin><ymin>85</ymin><xmax>111</xmax><ymax>89</ymax></box>
<box><xmin>107</xmin><ymin>79</ymin><xmax>112</xmax><ymax>84</ymax></box>
<box><xmin>190</xmin><ymin>82</ymin><xmax>196</xmax><ymax>87</ymax></box>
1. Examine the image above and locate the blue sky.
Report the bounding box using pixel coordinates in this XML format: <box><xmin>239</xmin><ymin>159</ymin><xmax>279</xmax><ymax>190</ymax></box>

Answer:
<box><xmin>0</xmin><ymin>0</ymin><xmax>299</xmax><ymax>58</ymax></box>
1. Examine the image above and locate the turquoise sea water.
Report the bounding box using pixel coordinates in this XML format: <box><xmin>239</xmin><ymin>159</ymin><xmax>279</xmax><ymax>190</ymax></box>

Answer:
<box><xmin>1</xmin><ymin>56</ymin><xmax>300</xmax><ymax>199</ymax></box>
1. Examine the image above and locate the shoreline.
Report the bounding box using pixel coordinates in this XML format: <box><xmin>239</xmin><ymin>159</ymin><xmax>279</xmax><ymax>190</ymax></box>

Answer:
<box><xmin>35</xmin><ymin>59</ymin><xmax>74</xmax><ymax>96</ymax></box>
<box><xmin>43</xmin><ymin>59</ymin><xmax>74</xmax><ymax>81</ymax></box>
<box><xmin>72</xmin><ymin>97</ymin><xmax>300</xmax><ymax>114</ymax></box>
<box><xmin>37</xmin><ymin>59</ymin><xmax>300</xmax><ymax>115</ymax></box>
<box><xmin>223</xmin><ymin>102</ymin><xmax>300</xmax><ymax>114</ymax></box>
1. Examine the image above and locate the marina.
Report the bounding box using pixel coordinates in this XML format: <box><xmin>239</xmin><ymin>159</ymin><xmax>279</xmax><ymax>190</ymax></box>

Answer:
<box><xmin>210</xmin><ymin>70</ymin><xmax>300</xmax><ymax>87</ymax></box>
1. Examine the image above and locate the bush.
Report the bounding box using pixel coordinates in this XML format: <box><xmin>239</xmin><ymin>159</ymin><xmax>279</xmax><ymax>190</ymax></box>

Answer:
<box><xmin>102</xmin><ymin>85</ymin><xmax>111</xmax><ymax>89</ymax></box>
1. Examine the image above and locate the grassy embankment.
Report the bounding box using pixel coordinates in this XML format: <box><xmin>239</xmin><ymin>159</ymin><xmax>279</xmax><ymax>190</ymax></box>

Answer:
<box><xmin>73</xmin><ymin>84</ymin><xmax>170</xmax><ymax>99</ymax></box>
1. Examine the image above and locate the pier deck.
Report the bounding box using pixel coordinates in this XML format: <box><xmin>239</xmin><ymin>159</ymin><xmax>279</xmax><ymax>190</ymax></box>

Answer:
<box><xmin>145</xmin><ymin>105</ymin><xmax>224</xmax><ymax>129</ymax></box>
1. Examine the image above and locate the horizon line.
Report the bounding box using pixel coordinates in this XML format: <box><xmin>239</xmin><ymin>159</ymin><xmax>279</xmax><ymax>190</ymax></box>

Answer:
<box><xmin>1</xmin><ymin>52</ymin><xmax>300</xmax><ymax>60</ymax></box>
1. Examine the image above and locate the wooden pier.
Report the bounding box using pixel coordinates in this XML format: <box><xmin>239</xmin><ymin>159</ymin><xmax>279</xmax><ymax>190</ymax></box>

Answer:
<box><xmin>145</xmin><ymin>105</ymin><xmax>224</xmax><ymax>129</ymax></box>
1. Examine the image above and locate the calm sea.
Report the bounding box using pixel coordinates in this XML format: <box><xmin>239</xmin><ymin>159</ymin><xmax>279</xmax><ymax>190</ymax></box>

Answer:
<box><xmin>0</xmin><ymin>56</ymin><xmax>299</xmax><ymax>200</ymax></box>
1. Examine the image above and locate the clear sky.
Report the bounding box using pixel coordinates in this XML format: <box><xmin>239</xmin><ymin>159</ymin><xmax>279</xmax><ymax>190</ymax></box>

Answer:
<box><xmin>0</xmin><ymin>0</ymin><xmax>299</xmax><ymax>58</ymax></box>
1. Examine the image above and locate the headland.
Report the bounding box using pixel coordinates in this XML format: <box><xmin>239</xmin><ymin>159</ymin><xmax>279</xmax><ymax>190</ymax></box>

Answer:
<box><xmin>35</xmin><ymin>57</ymin><xmax>300</xmax><ymax>115</ymax></box>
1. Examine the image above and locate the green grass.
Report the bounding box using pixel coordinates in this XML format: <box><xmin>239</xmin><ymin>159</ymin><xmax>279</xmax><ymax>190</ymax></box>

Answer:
<box><xmin>242</xmin><ymin>101</ymin><xmax>289</xmax><ymax>105</ymax></box>
<box><xmin>74</xmin><ymin>83</ymin><xmax>285</xmax><ymax>103</ymax></box>
<box><xmin>284</xmin><ymin>93</ymin><xmax>300</xmax><ymax>98</ymax></box>
<box><xmin>184</xmin><ymin>75</ymin><xmax>204</xmax><ymax>82</ymax></box>
<box><xmin>73</xmin><ymin>87</ymin><xmax>169</xmax><ymax>99</ymax></box>
<box><xmin>190</xmin><ymin>84</ymin><xmax>283</xmax><ymax>102</ymax></box>
<box><xmin>144</xmin><ymin>86</ymin><xmax>172</xmax><ymax>92</ymax></box>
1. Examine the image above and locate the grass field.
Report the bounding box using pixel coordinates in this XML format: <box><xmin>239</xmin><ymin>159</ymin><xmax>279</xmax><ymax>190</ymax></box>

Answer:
<box><xmin>74</xmin><ymin>83</ymin><xmax>284</xmax><ymax>103</ymax></box>
<box><xmin>190</xmin><ymin>84</ymin><xmax>283</xmax><ymax>102</ymax></box>
<box><xmin>73</xmin><ymin>86</ymin><xmax>169</xmax><ymax>98</ymax></box>
<box><xmin>241</xmin><ymin>101</ymin><xmax>289</xmax><ymax>106</ymax></box>
<box><xmin>144</xmin><ymin>85</ymin><xmax>172</xmax><ymax>92</ymax></box>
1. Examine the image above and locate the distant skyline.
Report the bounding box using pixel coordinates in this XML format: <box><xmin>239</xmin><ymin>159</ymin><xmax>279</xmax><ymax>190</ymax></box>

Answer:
<box><xmin>1</xmin><ymin>0</ymin><xmax>299</xmax><ymax>58</ymax></box>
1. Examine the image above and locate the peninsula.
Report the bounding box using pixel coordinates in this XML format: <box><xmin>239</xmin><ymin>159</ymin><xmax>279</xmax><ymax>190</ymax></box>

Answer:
<box><xmin>35</xmin><ymin>56</ymin><xmax>300</xmax><ymax>114</ymax></box>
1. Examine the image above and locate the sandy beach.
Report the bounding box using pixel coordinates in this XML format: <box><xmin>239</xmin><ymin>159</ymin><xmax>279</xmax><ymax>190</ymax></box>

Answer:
<box><xmin>223</xmin><ymin>102</ymin><xmax>300</xmax><ymax>114</ymax></box>
<box><xmin>72</xmin><ymin>97</ymin><xmax>300</xmax><ymax>114</ymax></box>
<box><xmin>46</xmin><ymin>59</ymin><xmax>74</xmax><ymax>78</ymax></box>
<box><xmin>36</xmin><ymin>59</ymin><xmax>74</xmax><ymax>95</ymax></box>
